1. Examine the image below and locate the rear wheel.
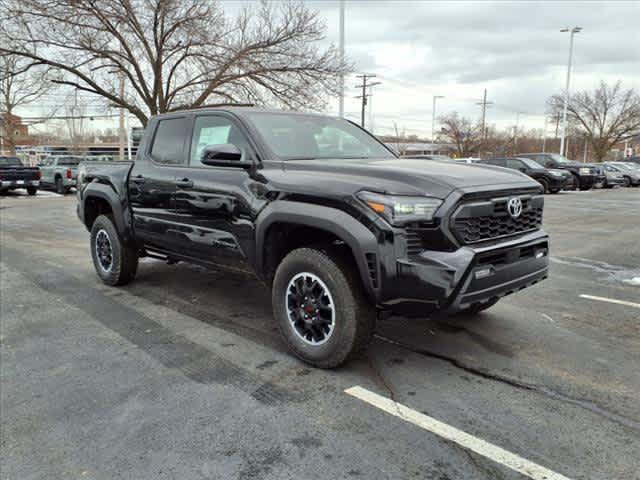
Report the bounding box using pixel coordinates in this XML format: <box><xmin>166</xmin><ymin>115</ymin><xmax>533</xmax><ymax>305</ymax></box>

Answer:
<box><xmin>26</xmin><ymin>186</ymin><xmax>37</xmax><ymax>196</ymax></box>
<box><xmin>90</xmin><ymin>214</ymin><xmax>138</xmax><ymax>286</ymax></box>
<box><xmin>55</xmin><ymin>177</ymin><xmax>65</xmax><ymax>194</ymax></box>
<box><xmin>272</xmin><ymin>247</ymin><xmax>375</xmax><ymax>368</ymax></box>
<box><xmin>623</xmin><ymin>176</ymin><xmax>632</xmax><ymax>187</ymax></box>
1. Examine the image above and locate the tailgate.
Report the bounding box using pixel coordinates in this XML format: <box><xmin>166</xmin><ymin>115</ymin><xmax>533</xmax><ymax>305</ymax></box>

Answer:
<box><xmin>1</xmin><ymin>167</ymin><xmax>40</xmax><ymax>181</ymax></box>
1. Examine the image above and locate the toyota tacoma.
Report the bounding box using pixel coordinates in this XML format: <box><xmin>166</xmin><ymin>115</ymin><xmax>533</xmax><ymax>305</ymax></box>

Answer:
<box><xmin>77</xmin><ymin>108</ymin><xmax>549</xmax><ymax>368</ymax></box>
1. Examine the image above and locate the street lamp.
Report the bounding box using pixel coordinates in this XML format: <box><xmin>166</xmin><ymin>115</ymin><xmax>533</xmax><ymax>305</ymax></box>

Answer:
<box><xmin>432</xmin><ymin>95</ymin><xmax>444</xmax><ymax>146</ymax></box>
<box><xmin>559</xmin><ymin>26</ymin><xmax>582</xmax><ymax>157</ymax></box>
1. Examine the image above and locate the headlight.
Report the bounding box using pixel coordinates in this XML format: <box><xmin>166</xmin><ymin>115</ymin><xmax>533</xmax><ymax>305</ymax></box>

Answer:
<box><xmin>549</xmin><ymin>171</ymin><xmax>563</xmax><ymax>177</ymax></box>
<box><xmin>357</xmin><ymin>191</ymin><xmax>442</xmax><ymax>225</ymax></box>
<box><xmin>579</xmin><ymin>168</ymin><xmax>590</xmax><ymax>175</ymax></box>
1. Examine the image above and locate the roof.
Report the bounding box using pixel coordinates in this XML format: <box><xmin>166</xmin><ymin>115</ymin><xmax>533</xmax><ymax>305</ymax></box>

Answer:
<box><xmin>154</xmin><ymin>107</ymin><xmax>340</xmax><ymax>120</ymax></box>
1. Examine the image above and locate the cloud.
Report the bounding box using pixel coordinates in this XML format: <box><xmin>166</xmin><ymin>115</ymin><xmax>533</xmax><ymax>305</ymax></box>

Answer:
<box><xmin>314</xmin><ymin>0</ymin><xmax>640</xmax><ymax>135</ymax></box>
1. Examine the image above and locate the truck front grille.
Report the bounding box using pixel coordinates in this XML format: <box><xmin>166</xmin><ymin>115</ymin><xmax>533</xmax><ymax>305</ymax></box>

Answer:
<box><xmin>451</xmin><ymin>192</ymin><xmax>544</xmax><ymax>245</ymax></box>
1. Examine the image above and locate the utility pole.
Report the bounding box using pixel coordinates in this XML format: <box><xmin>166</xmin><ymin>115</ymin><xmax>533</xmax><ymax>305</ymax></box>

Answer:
<box><xmin>514</xmin><ymin>112</ymin><xmax>524</xmax><ymax>152</ymax></box>
<box><xmin>555</xmin><ymin>111</ymin><xmax>560</xmax><ymax>137</ymax></box>
<box><xmin>354</xmin><ymin>74</ymin><xmax>380</xmax><ymax>129</ymax></box>
<box><xmin>338</xmin><ymin>0</ymin><xmax>345</xmax><ymax>118</ymax></box>
<box><xmin>118</xmin><ymin>74</ymin><xmax>125</xmax><ymax>161</ymax></box>
<box><xmin>476</xmin><ymin>88</ymin><xmax>493</xmax><ymax>141</ymax></box>
<box><xmin>559</xmin><ymin>26</ymin><xmax>582</xmax><ymax>156</ymax></box>
<box><xmin>431</xmin><ymin>95</ymin><xmax>444</xmax><ymax>145</ymax></box>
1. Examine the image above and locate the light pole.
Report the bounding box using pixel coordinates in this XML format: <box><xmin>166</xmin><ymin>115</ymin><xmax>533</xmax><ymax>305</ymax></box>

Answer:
<box><xmin>338</xmin><ymin>0</ymin><xmax>345</xmax><ymax>118</ymax></box>
<box><xmin>431</xmin><ymin>95</ymin><xmax>444</xmax><ymax>146</ymax></box>
<box><xmin>559</xmin><ymin>26</ymin><xmax>581</xmax><ymax>157</ymax></box>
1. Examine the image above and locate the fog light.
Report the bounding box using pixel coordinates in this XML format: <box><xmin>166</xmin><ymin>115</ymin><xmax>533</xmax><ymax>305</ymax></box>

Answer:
<box><xmin>535</xmin><ymin>250</ymin><xmax>546</xmax><ymax>259</ymax></box>
<box><xmin>475</xmin><ymin>267</ymin><xmax>493</xmax><ymax>279</ymax></box>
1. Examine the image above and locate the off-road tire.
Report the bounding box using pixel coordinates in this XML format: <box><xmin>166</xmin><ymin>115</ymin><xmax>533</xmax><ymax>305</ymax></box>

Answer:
<box><xmin>272</xmin><ymin>247</ymin><xmax>375</xmax><ymax>368</ymax></box>
<box><xmin>90</xmin><ymin>214</ymin><xmax>138</xmax><ymax>286</ymax></box>
<box><xmin>26</xmin><ymin>186</ymin><xmax>37</xmax><ymax>196</ymax></box>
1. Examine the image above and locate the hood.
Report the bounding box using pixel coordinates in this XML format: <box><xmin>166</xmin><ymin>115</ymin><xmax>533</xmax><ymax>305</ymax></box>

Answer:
<box><xmin>260</xmin><ymin>158</ymin><xmax>539</xmax><ymax>200</ymax></box>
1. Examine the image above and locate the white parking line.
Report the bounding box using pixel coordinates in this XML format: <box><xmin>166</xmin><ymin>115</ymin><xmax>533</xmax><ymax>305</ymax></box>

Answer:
<box><xmin>345</xmin><ymin>386</ymin><xmax>573</xmax><ymax>480</ymax></box>
<box><xmin>579</xmin><ymin>294</ymin><xmax>640</xmax><ymax>309</ymax></box>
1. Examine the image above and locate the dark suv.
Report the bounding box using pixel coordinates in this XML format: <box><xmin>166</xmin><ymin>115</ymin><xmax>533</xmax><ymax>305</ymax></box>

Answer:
<box><xmin>77</xmin><ymin>108</ymin><xmax>549</xmax><ymax>368</ymax></box>
<box><xmin>478</xmin><ymin>157</ymin><xmax>570</xmax><ymax>194</ymax></box>
<box><xmin>518</xmin><ymin>153</ymin><xmax>597</xmax><ymax>190</ymax></box>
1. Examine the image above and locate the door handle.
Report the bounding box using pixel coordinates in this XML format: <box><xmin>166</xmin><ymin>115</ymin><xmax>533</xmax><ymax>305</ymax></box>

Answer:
<box><xmin>175</xmin><ymin>178</ymin><xmax>194</xmax><ymax>189</ymax></box>
<box><xmin>131</xmin><ymin>175</ymin><xmax>145</xmax><ymax>184</ymax></box>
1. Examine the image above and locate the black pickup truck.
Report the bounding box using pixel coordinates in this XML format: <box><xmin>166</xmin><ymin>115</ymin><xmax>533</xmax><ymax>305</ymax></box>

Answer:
<box><xmin>0</xmin><ymin>156</ymin><xmax>41</xmax><ymax>195</ymax></box>
<box><xmin>477</xmin><ymin>157</ymin><xmax>571</xmax><ymax>194</ymax></box>
<box><xmin>517</xmin><ymin>153</ymin><xmax>597</xmax><ymax>190</ymax></box>
<box><xmin>77</xmin><ymin>108</ymin><xmax>549</xmax><ymax>367</ymax></box>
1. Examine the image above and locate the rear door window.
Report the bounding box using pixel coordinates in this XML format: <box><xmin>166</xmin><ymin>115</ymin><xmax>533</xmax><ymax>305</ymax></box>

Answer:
<box><xmin>150</xmin><ymin>117</ymin><xmax>189</xmax><ymax>165</ymax></box>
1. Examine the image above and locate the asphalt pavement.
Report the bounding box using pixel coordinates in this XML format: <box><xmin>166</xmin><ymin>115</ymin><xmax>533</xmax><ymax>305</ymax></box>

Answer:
<box><xmin>1</xmin><ymin>187</ymin><xmax>639</xmax><ymax>480</ymax></box>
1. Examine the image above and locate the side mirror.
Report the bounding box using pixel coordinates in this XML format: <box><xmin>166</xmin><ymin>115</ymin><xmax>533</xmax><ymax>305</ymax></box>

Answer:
<box><xmin>519</xmin><ymin>167</ymin><xmax>527</xmax><ymax>173</ymax></box>
<box><xmin>201</xmin><ymin>143</ymin><xmax>242</xmax><ymax>165</ymax></box>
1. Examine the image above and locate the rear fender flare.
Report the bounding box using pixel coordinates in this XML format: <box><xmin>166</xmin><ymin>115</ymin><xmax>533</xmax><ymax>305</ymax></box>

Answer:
<box><xmin>82</xmin><ymin>182</ymin><xmax>133</xmax><ymax>242</ymax></box>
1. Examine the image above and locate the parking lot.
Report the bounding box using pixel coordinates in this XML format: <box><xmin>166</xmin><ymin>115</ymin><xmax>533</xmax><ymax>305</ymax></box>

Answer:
<box><xmin>1</xmin><ymin>188</ymin><xmax>639</xmax><ymax>479</ymax></box>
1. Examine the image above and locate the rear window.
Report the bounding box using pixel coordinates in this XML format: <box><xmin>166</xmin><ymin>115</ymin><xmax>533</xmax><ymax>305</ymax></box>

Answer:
<box><xmin>58</xmin><ymin>158</ymin><xmax>81</xmax><ymax>166</ymax></box>
<box><xmin>0</xmin><ymin>157</ymin><xmax>22</xmax><ymax>166</ymax></box>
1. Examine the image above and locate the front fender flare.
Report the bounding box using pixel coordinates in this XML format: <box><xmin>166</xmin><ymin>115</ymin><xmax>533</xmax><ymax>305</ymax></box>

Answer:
<box><xmin>255</xmin><ymin>201</ymin><xmax>380</xmax><ymax>301</ymax></box>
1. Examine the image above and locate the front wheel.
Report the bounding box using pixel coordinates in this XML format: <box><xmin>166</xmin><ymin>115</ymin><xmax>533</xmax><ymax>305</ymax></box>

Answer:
<box><xmin>623</xmin><ymin>176</ymin><xmax>632</xmax><ymax>187</ymax></box>
<box><xmin>538</xmin><ymin>179</ymin><xmax>549</xmax><ymax>194</ymax></box>
<box><xmin>90</xmin><ymin>214</ymin><xmax>138</xmax><ymax>286</ymax></box>
<box><xmin>272</xmin><ymin>247</ymin><xmax>375</xmax><ymax>368</ymax></box>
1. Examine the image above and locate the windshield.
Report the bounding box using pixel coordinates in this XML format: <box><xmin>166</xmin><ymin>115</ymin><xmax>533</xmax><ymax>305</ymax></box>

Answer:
<box><xmin>0</xmin><ymin>156</ymin><xmax>23</xmax><ymax>166</ymax></box>
<box><xmin>548</xmin><ymin>153</ymin><xmax>572</xmax><ymax>163</ymax></box>
<box><xmin>58</xmin><ymin>157</ymin><xmax>81</xmax><ymax>166</ymax></box>
<box><xmin>519</xmin><ymin>158</ymin><xmax>545</xmax><ymax>169</ymax></box>
<box><xmin>245</xmin><ymin>112</ymin><xmax>394</xmax><ymax>160</ymax></box>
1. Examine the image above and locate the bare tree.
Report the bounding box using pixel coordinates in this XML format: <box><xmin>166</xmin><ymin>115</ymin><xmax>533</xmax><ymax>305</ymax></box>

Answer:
<box><xmin>0</xmin><ymin>0</ymin><xmax>347</xmax><ymax>126</ymax></box>
<box><xmin>0</xmin><ymin>54</ymin><xmax>54</xmax><ymax>154</ymax></box>
<box><xmin>549</xmin><ymin>81</ymin><xmax>640</xmax><ymax>161</ymax></box>
<box><xmin>438</xmin><ymin>112</ymin><xmax>483</xmax><ymax>157</ymax></box>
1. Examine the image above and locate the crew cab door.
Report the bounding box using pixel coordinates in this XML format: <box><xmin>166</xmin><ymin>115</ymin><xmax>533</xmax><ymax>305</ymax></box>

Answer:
<box><xmin>171</xmin><ymin>113</ymin><xmax>264</xmax><ymax>270</ymax></box>
<box><xmin>128</xmin><ymin>115</ymin><xmax>190</xmax><ymax>252</ymax></box>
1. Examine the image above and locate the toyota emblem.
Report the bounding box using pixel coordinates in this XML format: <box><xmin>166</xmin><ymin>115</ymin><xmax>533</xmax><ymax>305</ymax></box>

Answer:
<box><xmin>507</xmin><ymin>197</ymin><xmax>523</xmax><ymax>218</ymax></box>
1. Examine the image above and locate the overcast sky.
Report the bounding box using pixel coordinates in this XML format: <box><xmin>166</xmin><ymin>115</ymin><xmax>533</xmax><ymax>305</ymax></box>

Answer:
<box><xmin>312</xmin><ymin>0</ymin><xmax>640</xmax><ymax>137</ymax></box>
<box><xmin>25</xmin><ymin>0</ymin><xmax>640</xmax><ymax>139</ymax></box>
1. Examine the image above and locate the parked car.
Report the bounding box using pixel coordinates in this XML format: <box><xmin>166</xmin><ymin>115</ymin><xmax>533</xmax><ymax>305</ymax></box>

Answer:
<box><xmin>604</xmin><ymin>162</ymin><xmax>640</xmax><ymax>187</ymax></box>
<box><xmin>478</xmin><ymin>157</ymin><xmax>570</xmax><ymax>194</ymax></box>
<box><xmin>39</xmin><ymin>155</ymin><xmax>82</xmax><ymax>194</ymax></box>
<box><xmin>0</xmin><ymin>156</ymin><xmax>41</xmax><ymax>195</ymax></box>
<box><xmin>518</xmin><ymin>153</ymin><xmax>597</xmax><ymax>190</ymax></box>
<box><xmin>597</xmin><ymin>164</ymin><xmax>626</xmax><ymax>188</ymax></box>
<box><xmin>77</xmin><ymin>108</ymin><xmax>549</xmax><ymax>368</ymax></box>
<box><xmin>624</xmin><ymin>156</ymin><xmax>640</xmax><ymax>165</ymax></box>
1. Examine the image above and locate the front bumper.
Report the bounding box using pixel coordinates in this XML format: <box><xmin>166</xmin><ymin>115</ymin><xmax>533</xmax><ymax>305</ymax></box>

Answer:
<box><xmin>378</xmin><ymin>230</ymin><xmax>549</xmax><ymax>316</ymax></box>
<box><xmin>1</xmin><ymin>180</ymin><xmax>39</xmax><ymax>189</ymax></box>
